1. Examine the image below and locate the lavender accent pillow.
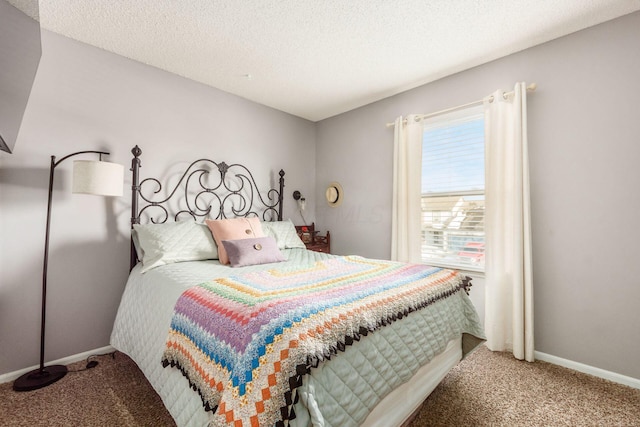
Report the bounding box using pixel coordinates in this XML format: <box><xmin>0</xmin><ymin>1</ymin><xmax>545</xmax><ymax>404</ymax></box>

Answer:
<box><xmin>221</xmin><ymin>236</ymin><xmax>285</xmax><ymax>268</ymax></box>
<box><xmin>205</xmin><ymin>217</ymin><xmax>264</xmax><ymax>265</ymax></box>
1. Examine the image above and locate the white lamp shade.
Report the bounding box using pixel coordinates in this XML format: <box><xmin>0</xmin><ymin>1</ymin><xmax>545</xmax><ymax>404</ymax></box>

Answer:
<box><xmin>72</xmin><ymin>160</ymin><xmax>124</xmax><ymax>196</ymax></box>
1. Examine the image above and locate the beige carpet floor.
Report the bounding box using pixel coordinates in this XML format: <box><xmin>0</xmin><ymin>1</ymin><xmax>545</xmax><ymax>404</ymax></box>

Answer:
<box><xmin>412</xmin><ymin>347</ymin><xmax>640</xmax><ymax>426</ymax></box>
<box><xmin>1</xmin><ymin>346</ymin><xmax>639</xmax><ymax>426</ymax></box>
<box><xmin>1</xmin><ymin>351</ymin><xmax>175</xmax><ymax>426</ymax></box>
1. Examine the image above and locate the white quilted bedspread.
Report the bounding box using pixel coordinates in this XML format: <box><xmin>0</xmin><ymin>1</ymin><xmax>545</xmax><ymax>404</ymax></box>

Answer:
<box><xmin>110</xmin><ymin>249</ymin><xmax>484</xmax><ymax>427</ymax></box>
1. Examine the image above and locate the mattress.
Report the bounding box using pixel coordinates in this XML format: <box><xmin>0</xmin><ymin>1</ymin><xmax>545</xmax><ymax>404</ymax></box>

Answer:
<box><xmin>110</xmin><ymin>249</ymin><xmax>484</xmax><ymax>427</ymax></box>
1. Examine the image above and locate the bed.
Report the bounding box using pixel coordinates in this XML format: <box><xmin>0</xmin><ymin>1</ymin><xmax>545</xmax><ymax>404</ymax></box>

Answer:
<box><xmin>110</xmin><ymin>146</ymin><xmax>485</xmax><ymax>427</ymax></box>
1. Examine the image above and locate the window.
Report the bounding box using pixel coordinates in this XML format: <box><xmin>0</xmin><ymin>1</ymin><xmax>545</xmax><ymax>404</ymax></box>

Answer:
<box><xmin>421</xmin><ymin>105</ymin><xmax>485</xmax><ymax>272</ymax></box>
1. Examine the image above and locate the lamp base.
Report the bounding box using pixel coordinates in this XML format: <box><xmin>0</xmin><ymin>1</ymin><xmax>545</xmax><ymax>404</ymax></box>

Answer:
<box><xmin>13</xmin><ymin>365</ymin><xmax>68</xmax><ymax>391</ymax></box>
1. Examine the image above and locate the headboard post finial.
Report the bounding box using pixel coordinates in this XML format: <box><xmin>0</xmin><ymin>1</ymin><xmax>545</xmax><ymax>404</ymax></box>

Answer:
<box><xmin>278</xmin><ymin>169</ymin><xmax>285</xmax><ymax>221</ymax></box>
<box><xmin>132</xmin><ymin>145</ymin><xmax>142</xmax><ymax>158</ymax></box>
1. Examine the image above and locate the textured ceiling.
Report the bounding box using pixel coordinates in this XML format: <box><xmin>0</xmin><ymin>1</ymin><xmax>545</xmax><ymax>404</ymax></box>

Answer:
<box><xmin>8</xmin><ymin>0</ymin><xmax>640</xmax><ymax>121</ymax></box>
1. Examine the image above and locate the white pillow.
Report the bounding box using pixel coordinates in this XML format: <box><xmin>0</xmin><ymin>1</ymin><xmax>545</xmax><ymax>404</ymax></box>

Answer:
<box><xmin>133</xmin><ymin>221</ymin><xmax>218</xmax><ymax>272</ymax></box>
<box><xmin>261</xmin><ymin>219</ymin><xmax>306</xmax><ymax>249</ymax></box>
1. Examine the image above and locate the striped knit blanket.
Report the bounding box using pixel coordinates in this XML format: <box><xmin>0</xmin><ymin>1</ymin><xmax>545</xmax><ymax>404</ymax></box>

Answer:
<box><xmin>161</xmin><ymin>256</ymin><xmax>467</xmax><ymax>427</ymax></box>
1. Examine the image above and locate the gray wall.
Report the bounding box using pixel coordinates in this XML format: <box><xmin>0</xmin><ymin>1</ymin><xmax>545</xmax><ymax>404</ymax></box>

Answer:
<box><xmin>316</xmin><ymin>11</ymin><xmax>640</xmax><ymax>379</ymax></box>
<box><xmin>0</xmin><ymin>0</ymin><xmax>41</xmax><ymax>153</ymax></box>
<box><xmin>0</xmin><ymin>31</ymin><xmax>316</xmax><ymax>375</ymax></box>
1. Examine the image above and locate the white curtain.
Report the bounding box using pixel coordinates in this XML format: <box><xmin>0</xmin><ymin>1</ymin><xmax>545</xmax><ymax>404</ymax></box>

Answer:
<box><xmin>391</xmin><ymin>115</ymin><xmax>423</xmax><ymax>263</ymax></box>
<box><xmin>483</xmin><ymin>82</ymin><xmax>534</xmax><ymax>361</ymax></box>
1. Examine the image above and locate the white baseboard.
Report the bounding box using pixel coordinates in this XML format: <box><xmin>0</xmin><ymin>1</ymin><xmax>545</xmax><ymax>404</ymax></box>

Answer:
<box><xmin>535</xmin><ymin>351</ymin><xmax>640</xmax><ymax>390</ymax></box>
<box><xmin>4</xmin><ymin>346</ymin><xmax>638</xmax><ymax>391</ymax></box>
<box><xmin>0</xmin><ymin>345</ymin><xmax>115</xmax><ymax>385</ymax></box>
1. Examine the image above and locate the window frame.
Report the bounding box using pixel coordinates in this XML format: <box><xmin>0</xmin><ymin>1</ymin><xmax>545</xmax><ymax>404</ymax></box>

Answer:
<box><xmin>420</xmin><ymin>105</ymin><xmax>485</xmax><ymax>273</ymax></box>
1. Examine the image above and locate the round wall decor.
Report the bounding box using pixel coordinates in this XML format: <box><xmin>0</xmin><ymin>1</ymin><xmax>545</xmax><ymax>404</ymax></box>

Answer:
<box><xmin>325</xmin><ymin>182</ymin><xmax>343</xmax><ymax>207</ymax></box>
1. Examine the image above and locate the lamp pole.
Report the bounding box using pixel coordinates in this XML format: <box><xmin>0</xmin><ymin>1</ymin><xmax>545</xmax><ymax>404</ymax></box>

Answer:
<box><xmin>13</xmin><ymin>150</ymin><xmax>110</xmax><ymax>391</ymax></box>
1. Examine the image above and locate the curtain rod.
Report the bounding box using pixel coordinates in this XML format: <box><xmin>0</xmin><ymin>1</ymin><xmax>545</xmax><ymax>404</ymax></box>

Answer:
<box><xmin>385</xmin><ymin>83</ymin><xmax>537</xmax><ymax>128</ymax></box>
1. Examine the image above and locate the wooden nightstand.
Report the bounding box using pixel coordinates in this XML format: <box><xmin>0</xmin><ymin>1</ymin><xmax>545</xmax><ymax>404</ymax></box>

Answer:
<box><xmin>295</xmin><ymin>222</ymin><xmax>331</xmax><ymax>254</ymax></box>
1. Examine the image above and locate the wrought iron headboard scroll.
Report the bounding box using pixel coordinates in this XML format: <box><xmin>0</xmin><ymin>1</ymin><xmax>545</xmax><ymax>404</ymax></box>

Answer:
<box><xmin>129</xmin><ymin>145</ymin><xmax>285</xmax><ymax>270</ymax></box>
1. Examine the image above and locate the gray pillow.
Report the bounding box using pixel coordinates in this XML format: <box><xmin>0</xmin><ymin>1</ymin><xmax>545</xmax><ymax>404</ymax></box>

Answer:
<box><xmin>221</xmin><ymin>236</ymin><xmax>285</xmax><ymax>267</ymax></box>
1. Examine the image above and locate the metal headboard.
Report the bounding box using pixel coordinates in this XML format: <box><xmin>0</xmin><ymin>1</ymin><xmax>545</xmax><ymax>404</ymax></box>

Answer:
<box><xmin>129</xmin><ymin>145</ymin><xmax>285</xmax><ymax>270</ymax></box>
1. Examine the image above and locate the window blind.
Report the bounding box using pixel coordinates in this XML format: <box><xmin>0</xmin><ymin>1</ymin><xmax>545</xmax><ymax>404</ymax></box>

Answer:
<box><xmin>421</xmin><ymin>105</ymin><xmax>485</xmax><ymax>272</ymax></box>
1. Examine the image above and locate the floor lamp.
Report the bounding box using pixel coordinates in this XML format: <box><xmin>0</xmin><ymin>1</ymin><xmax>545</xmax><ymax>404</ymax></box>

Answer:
<box><xmin>13</xmin><ymin>150</ymin><xmax>124</xmax><ymax>392</ymax></box>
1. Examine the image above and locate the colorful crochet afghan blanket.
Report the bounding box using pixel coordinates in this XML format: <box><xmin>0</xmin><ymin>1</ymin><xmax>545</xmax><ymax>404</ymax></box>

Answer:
<box><xmin>161</xmin><ymin>256</ymin><xmax>468</xmax><ymax>427</ymax></box>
